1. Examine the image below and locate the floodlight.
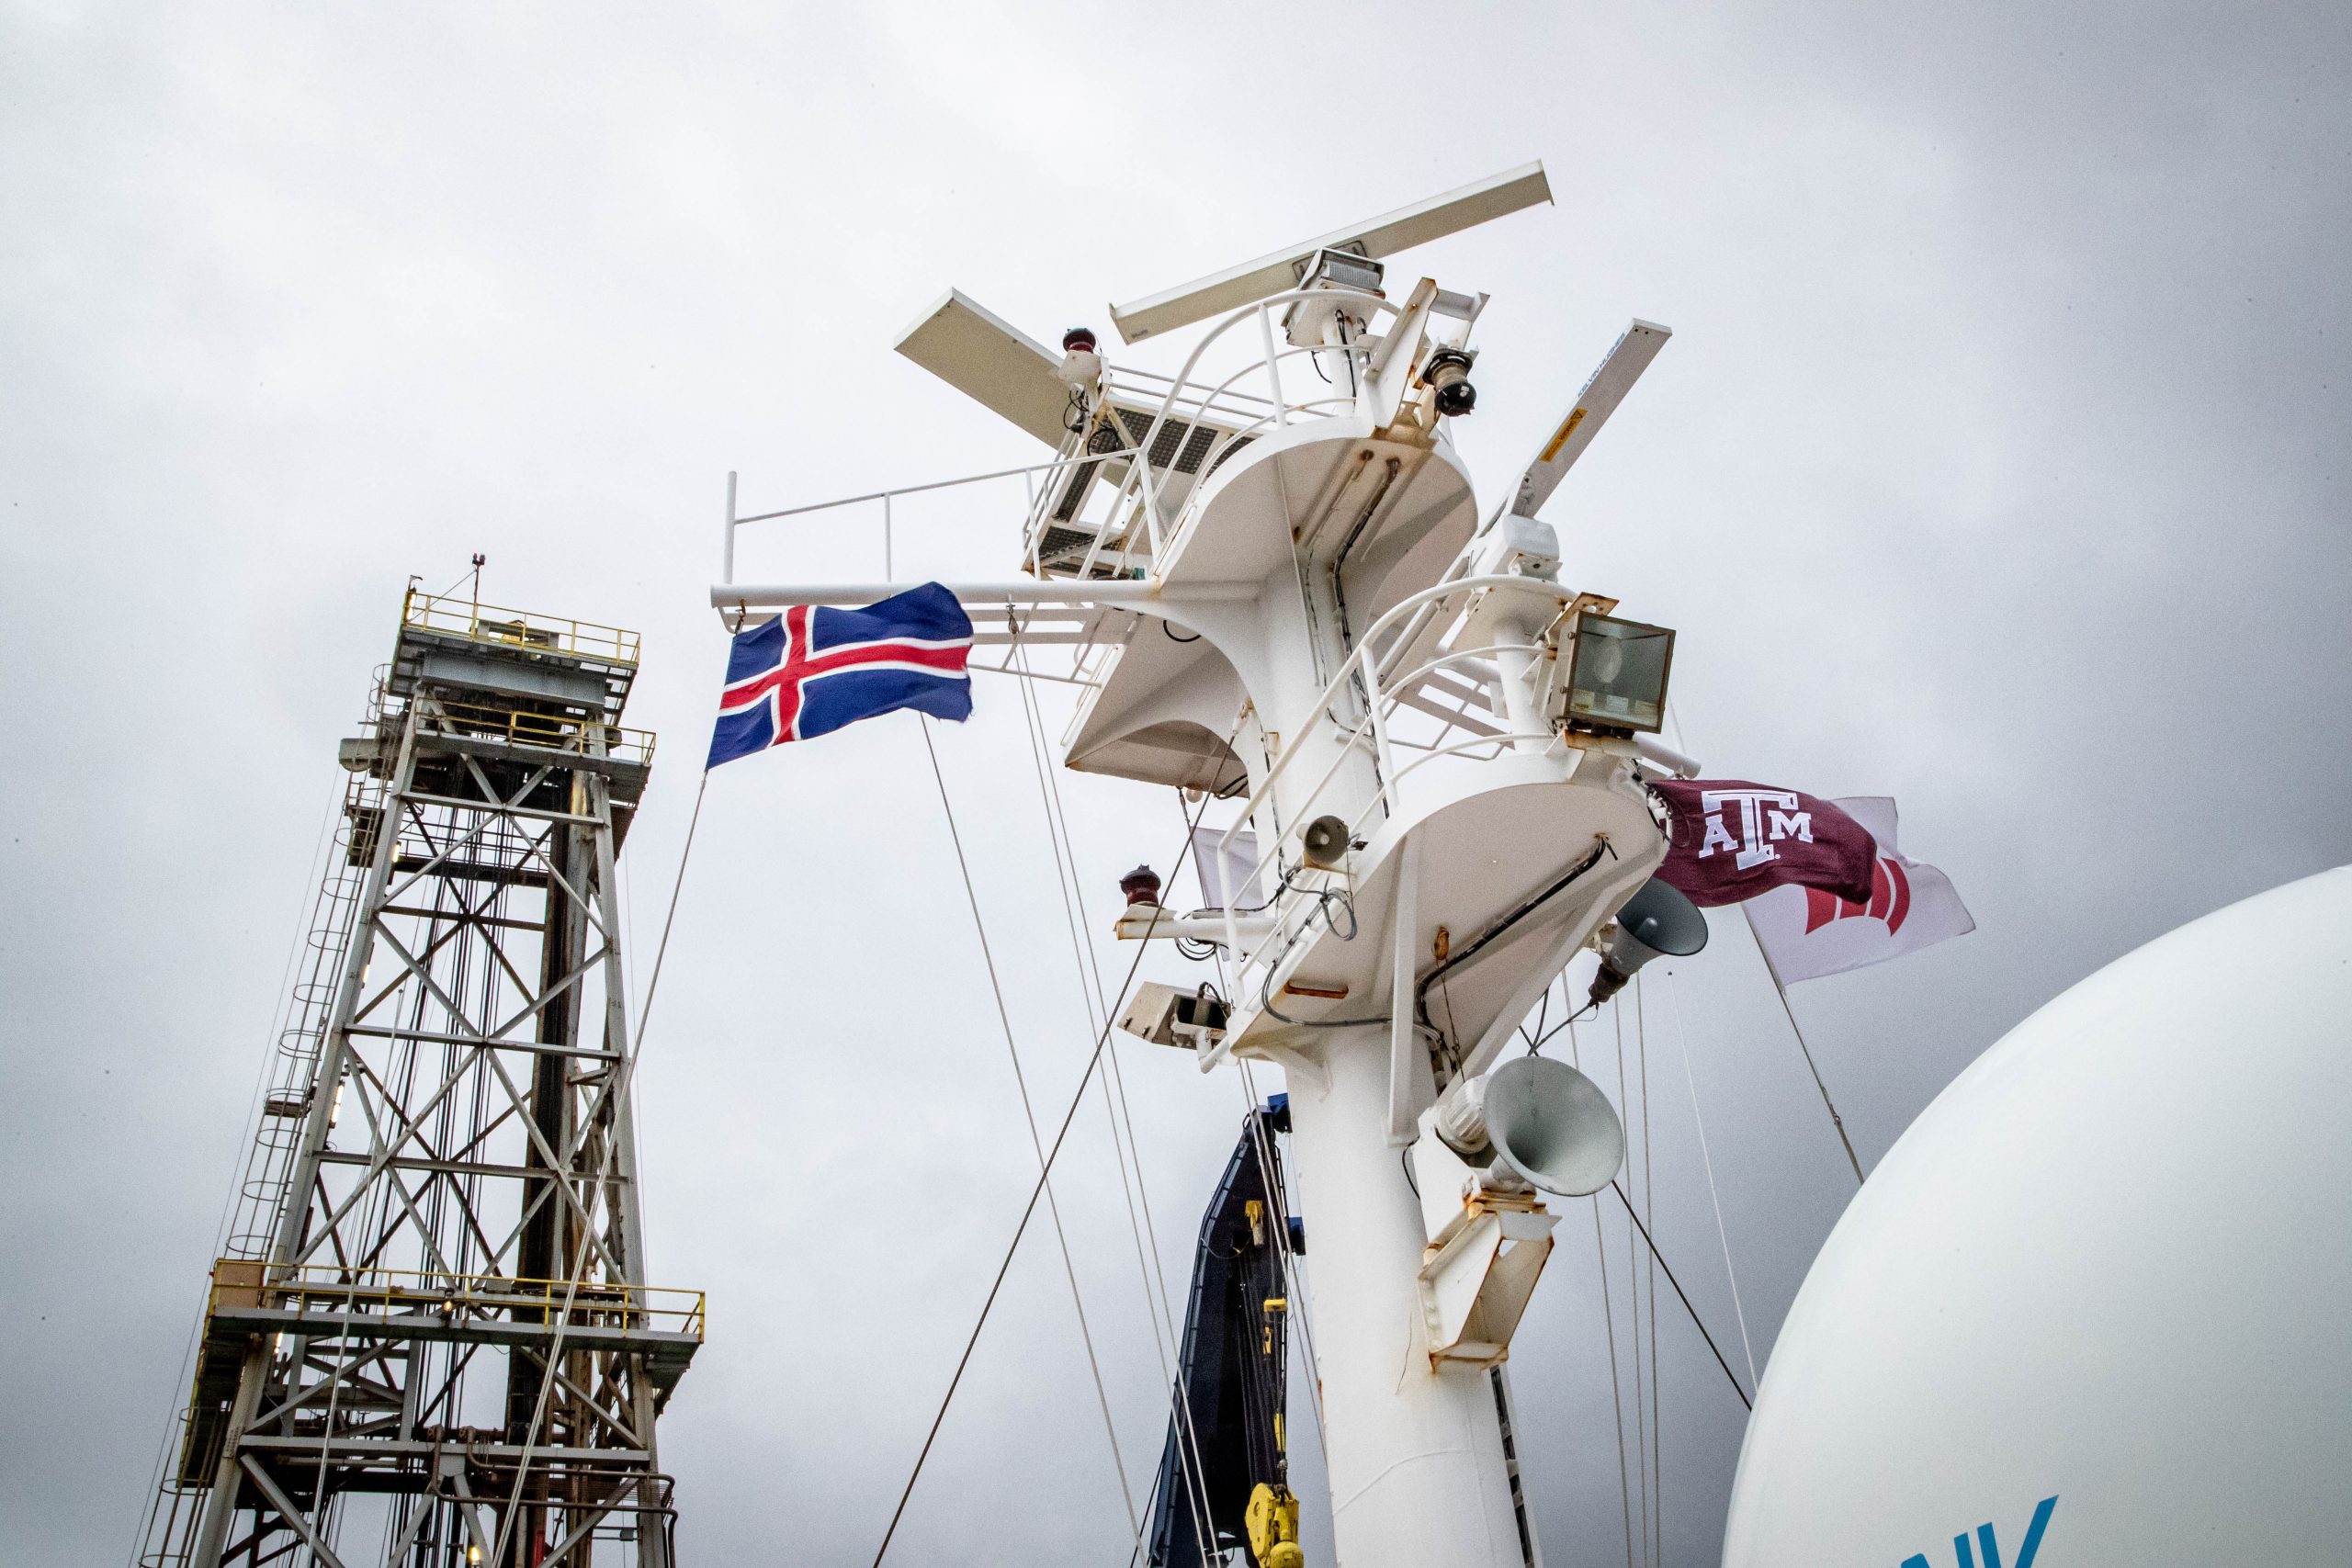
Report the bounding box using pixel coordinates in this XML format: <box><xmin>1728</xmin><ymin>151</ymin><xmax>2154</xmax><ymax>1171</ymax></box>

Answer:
<box><xmin>1559</xmin><ymin>614</ymin><xmax>1675</xmax><ymax>734</ymax></box>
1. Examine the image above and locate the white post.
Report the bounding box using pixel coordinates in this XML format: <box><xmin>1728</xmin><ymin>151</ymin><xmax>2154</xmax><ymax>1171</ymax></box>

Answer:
<box><xmin>1136</xmin><ymin>451</ymin><xmax>1164</xmax><ymax>562</ymax></box>
<box><xmin>1286</xmin><ymin>1023</ymin><xmax>1528</xmax><ymax>1568</ymax></box>
<box><xmin>1491</xmin><ymin>614</ymin><xmax>1549</xmax><ymax>754</ymax></box>
<box><xmin>722</xmin><ymin>470</ymin><xmax>738</xmax><ymax>584</ymax></box>
<box><xmin>1258</xmin><ymin>303</ymin><xmax>1289</xmax><ymax>425</ymax></box>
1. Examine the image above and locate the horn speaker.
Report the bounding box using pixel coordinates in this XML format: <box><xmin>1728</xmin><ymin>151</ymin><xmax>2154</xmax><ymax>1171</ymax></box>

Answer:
<box><xmin>1300</xmin><ymin>814</ymin><xmax>1351</xmax><ymax>868</ymax></box>
<box><xmin>1483</xmin><ymin>1055</ymin><xmax>1626</xmax><ymax>1197</ymax></box>
<box><xmin>1589</xmin><ymin>876</ymin><xmax>1709</xmax><ymax>1006</ymax></box>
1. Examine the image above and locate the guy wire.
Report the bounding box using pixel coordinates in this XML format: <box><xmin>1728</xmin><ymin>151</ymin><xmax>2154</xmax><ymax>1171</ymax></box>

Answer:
<box><xmin>920</xmin><ymin>718</ymin><xmax>1139</xmax><ymax>1531</ymax></box>
<box><xmin>869</xmin><ymin>787</ymin><xmax>1219</xmax><ymax>1568</ymax></box>
<box><xmin>1008</xmin><ymin>637</ymin><xmax>1219</xmax><ymax>1555</ymax></box>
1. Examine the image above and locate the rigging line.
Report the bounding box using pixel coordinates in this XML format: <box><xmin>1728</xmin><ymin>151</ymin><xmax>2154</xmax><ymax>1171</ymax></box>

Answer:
<box><xmin>919</xmin><ymin>718</ymin><xmax>1141</xmax><ymax>1530</ymax></box>
<box><xmin>1663</xmin><ymin>968</ymin><xmax>1757</xmax><ymax>1386</ymax></box>
<box><xmin>1616</xmin><ymin>998</ymin><xmax>1648</xmax><ymax>1566</ymax></box>
<box><xmin>1592</xmin><ymin>1196</ymin><xmax>1638</xmax><ymax>1568</ymax></box>
<box><xmin>1573</xmin><ymin>1003</ymin><xmax>1639</xmax><ymax>1568</ymax></box>
<box><xmin>1012</xmin><ymin>639</ymin><xmax>1112</xmax><ymax>1026</ymax></box>
<box><xmin>871</xmin><ymin>790</ymin><xmax>1217</xmax><ymax>1568</ymax></box>
<box><xmin>629</xmin><ymin>767</ymin><xmax>711</xmax><ymax>1056</ymax></box>
<box><xmin>1007</xmin><ymin>642</ymin><xmax>1216</xmax><ymax>1554</ymax></box>
<box><xmin>1756</xmin><ymin>933</ymin><xmax>1865</xmax><ymax>1186</ymax></box>
<box><xmin>1639</xmin><ymin>976</ymin><xmax>1661</xmax><ymax>1568</ymax></box>
<box><xmin>1052</xmin><ymin>770</ymin><xmax>1220</xmax><ymax>1551</ymax></box>
<box><xmin>615</xmin><ymin>843</ymin><xmax>652</xmax><ymax>1259</ymax></box>
<box><xmin>1668</xmin><ymin>695</ymin><xmax>1864</xmax><ymax>1190</ymax></box>
<box><xmin>1019</xmin><ymin>787</ymin><xmax>1219</xmax><ymax>1553</ymax></box>
<box><xmin>1037</xmin><ymin>691</ymin><xmax>1250</xmax><ymax>1548</ymax></box>
<box><xmin>1608</xmin><ymin>1179</ymin><xmax>1753</xmax><ymax>1413</ymax></box>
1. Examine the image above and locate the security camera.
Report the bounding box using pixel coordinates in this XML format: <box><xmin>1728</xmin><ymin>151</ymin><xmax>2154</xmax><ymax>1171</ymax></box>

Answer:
<box><xmin>1117</xmin><ymin>982</ymin><xmax>1230</xmax><ymax>1050</ymax></box>
<box><xmin>1422</xmin><ymin>347</ymin><xmax>1477</xmax><ymax>416</ymax></box>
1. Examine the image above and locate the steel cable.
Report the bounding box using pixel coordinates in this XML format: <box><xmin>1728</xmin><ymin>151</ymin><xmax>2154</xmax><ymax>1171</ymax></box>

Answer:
<box><xmin>1006</xmin><ymin>641</ymin><xmax>1221</xmax><ymax>1557</ymax></box>
<box><xmin>1662</xmin><ymin>968</ymin><xmax>1758</xmax><ymax>1385</ymax></box>
<box><xmin>918</xmin><ymin>717</ymin><xmax>1140</xmax><ymax>1532</ymax></box>
<box><xmin>868</xmin><ymin>790</ymin><xmax>1218</xmax><ymax>1568</ymax></box>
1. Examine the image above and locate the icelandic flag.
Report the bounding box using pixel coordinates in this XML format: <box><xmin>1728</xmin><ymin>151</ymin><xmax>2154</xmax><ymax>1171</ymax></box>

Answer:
<box><xmin>707</xmin><ymin>582</ymin><xmax>973</xmax><ymax>767</ymax></box>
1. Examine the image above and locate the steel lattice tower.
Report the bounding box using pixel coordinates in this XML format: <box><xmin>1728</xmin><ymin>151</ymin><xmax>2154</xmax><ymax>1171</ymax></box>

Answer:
<box><xmin>137</xmin><ymin>587</ymin><xmax>699</xmax><ymax>1568</ymax></box>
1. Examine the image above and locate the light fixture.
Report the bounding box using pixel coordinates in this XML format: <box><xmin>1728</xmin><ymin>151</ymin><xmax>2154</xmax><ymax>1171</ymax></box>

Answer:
<box><xmin>1119</xmin><ymin>865</ymin><xmax>1162</xmax><ymax>907</ymax></box>
<box><xmin>1559</xmin><ymin>612</ymin><xmax>1675</xmax><ymax>734</ymax></box>
<box><xmin>1055</xmin><ymin>327</ymin><xmax>1102</xmax><ymax>394</ymax></box>
<box><xmin>1295</xmin><ymin>246</ymin><xmax>1385</xmax><ymax>294</ymax></box>
<box><xmin>1283</xmin><ymin>248</ymin><xmax>1387</xmax><ymax>348</ymax></box>
<box><xmin>1422</xmin><ymin>347</ymin><xmax>1477</xmax><ymax>416</ymax></box>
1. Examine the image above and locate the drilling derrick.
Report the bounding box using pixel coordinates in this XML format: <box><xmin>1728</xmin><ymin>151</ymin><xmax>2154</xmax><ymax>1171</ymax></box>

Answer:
<box><xmin>139</xmin><ymin>587</ymin><xmax>699</xmax><ymax>1568</ymax></box>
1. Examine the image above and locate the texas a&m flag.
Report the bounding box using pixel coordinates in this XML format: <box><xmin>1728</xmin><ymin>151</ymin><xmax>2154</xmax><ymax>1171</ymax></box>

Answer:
<box><xmin>1741</xmin><ymin>796</ymin><xmax>1974</xmax><ymax>984</ymax></box>
<box><xmin>1649</xmin><ymin>779</ymin><xmax>1880</xmax><ymax>908</ymax></box>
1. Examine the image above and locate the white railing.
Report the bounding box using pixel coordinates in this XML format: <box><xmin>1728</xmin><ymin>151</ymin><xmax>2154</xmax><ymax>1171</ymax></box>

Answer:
<box><xmin>1215</xmin><ymin>572</ymin><xmax>1573</xmax><ymax>994</ymax></box>
<box><xmin>1027</xmin><ymin>288</ymin><xmax>1397</xmax><ymax>583</ymax></box>
<box><xmin>719</xmin><ymin>287</ymin><xmax>1400</xmax><ymax>591</ymax></box>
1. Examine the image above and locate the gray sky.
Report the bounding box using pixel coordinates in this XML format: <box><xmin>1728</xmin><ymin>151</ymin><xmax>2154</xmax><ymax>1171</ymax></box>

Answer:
<box><xmin>5</xmin><ymin>2</ymin><xmax>2348</xmax><ymax>1563</ymax></box>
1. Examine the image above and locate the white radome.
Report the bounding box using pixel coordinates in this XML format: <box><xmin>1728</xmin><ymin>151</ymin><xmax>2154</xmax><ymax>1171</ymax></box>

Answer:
<box><xmin>1722</xmin><ymin>865</ymin><xmax>2352</xmax><ymax>1567</ymax></box>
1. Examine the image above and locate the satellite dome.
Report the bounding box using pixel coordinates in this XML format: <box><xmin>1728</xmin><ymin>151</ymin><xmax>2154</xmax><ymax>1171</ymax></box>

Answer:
<box><xmin>1722</xmin><ymin>866</ymin><xmax>2352</xmax><ymax>1566</ymax></box>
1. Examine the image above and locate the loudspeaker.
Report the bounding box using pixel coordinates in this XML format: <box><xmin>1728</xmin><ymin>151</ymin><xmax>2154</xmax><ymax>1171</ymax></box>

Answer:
<box><xmin>1481</xmin><ymin>1055</ymin><xmax>1626</xmax><ymax>1197</ymax></box>
<box><xmin>1300</xmin><ymin>814</ymin><xmax>1351</xmax><ymax>868</ymax></box>
<box><xmin>1589</xmin><ymin>877</ymin><xmax>1709</xmax><ymax>1005</ymax></box>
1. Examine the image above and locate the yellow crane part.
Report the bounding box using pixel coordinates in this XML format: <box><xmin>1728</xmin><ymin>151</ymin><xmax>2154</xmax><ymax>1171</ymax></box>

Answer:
<box><xmin>1246</xmin><ymin>1483</ymin><xmax>1305</xmax><ymax>1568</ymax></box>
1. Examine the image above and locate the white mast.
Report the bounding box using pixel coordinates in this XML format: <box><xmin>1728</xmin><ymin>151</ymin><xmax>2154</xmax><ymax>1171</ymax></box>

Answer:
<box><xmin>718</xmin><ymin>163</ymin><xmax>1694</xmax><ymax>1568</ymax></box>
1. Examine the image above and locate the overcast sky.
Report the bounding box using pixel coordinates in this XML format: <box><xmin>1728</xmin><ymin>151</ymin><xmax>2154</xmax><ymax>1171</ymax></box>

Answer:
<box><xmin>5</xmin><ymin>3</ymin><xmax>2348</xmax><ymax>1564</ymax></box>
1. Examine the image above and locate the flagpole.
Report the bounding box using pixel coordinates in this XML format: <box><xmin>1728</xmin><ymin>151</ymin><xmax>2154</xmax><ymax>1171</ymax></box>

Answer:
<box><xmin>1752</xmin><ymin>930</ymin><xmax>1866</xmax><ymax>1187</ymax></box>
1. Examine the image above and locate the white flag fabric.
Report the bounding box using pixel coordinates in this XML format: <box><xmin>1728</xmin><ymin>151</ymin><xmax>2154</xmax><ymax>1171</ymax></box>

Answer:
<box><xmin>1743</xmin><ymin>796</ymin><xmax>1973</xmax><ymax>984</ymax></box>
<box><xmin>1192</xmin><ymin>826</ymin><xmax>1264</xmax><ymax>911</ymax></box>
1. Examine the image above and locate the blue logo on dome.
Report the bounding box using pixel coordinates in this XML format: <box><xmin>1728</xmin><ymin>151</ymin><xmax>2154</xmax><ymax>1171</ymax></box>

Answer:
<box><xmin>1899</xmin><ymin>1495</ymin><xmax>2057</xmax><ymax>1568</ymax></box>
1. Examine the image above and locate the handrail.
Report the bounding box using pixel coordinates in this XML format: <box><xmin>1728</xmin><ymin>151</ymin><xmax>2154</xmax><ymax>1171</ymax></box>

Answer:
<box><xmin>1042</xmin><ymin>326</ymin><xmax>1382</xmax><ymax>582</ymax></box>
<box><xmin>1071</xmin><ymin>303</ymin><xmax>1387</xmax><ymax>583</ymax></box>
<box><xmin>219</xmin><ymin>1262</ymin><xmax>707</xmax><ymax>1337</ymax></box>
<box><xmin>1391</xmin><ymin>729</ymin><xmax>1561</xmax><ymax>781</ymax></box>
<box><xmin>402</xmin><ymin>589</ymin><xmax>639</xmax><ymax>667</ymax></box>
<box><xmin>724</xmin><ymin>289</ymin><xmax>1397</xmax><ymax>591</ymax></box>
<box><xmin>735</xmin><ymin>447</ymin><xmax>1146</xmax><ymax>527</ymax></box>
<box><xmin>1108</xmin><ymin>362</ymin><xmax>1277</xmax><ymax>406</ymax></box>
<box><xmin>1213</xmin><ymin>575</ymin><xmax>1572</xmax><ymax>988</ymax></box>
<box><xmin>419</xmin><ymin>700</ymin><xmax>657</xmax><ymax>767</ymax></box>
<box><xmin>1126</xmin><ymin>289</ymin><xmax>1393</xmax><ymax>502</ymax></box>
<box><xmin>1217</xmin><ymin>573</ymin><xmax>1566</xmax><ymax>859</ymax></box>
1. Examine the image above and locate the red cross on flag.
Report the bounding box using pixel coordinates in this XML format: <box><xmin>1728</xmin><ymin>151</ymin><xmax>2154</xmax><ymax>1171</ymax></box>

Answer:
<box><xmin>1743</xmin><ymin>796</ymin><xmax>1974</xmax><ymax>984</ymax></box>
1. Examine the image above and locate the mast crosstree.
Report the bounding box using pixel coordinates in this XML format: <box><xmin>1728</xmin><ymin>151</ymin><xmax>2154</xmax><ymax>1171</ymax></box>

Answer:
<box><xmin>138</xmin><ymin>587</ymin><xmax>697</xmax><ymax>1568</ymax></box>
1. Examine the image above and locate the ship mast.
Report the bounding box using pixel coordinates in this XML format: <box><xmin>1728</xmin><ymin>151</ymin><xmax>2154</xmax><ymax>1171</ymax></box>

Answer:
<box><xmin>718</xmin><ymin>162</ymin><xmax>1691</xmax><ymax>1568</ymax></box>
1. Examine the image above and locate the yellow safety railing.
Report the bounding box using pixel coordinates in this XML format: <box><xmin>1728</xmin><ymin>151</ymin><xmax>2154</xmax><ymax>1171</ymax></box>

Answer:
<box><xmin>402</xmin><ymin>587</ymin><xmax>641</xmax><ymax>667</ymax></box>
<box><xmin>212</xmin><ymin>1260</ymin><xmax>706</xmax><ymax>1339</ymax></box>
<box><xmin>423</xmin><ymin>698</ymin><xmax>657</xmax><ymax>767</ymax></box>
